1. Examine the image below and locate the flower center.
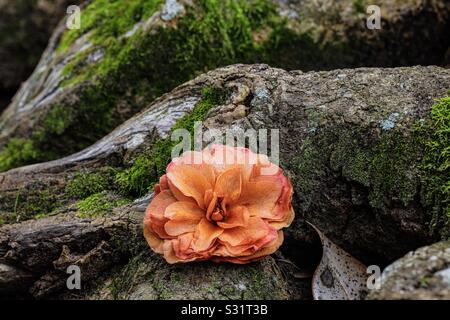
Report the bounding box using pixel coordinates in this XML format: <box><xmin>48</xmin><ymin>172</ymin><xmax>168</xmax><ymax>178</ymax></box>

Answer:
<box><xmin>210</xmin><ymin>209</ymin><xmax>224</xmax><ymax>222</ymax></box>
<box><xmin>207</xmin><ymin>197</ymin><xmax>227</xmax><ymax>223</ymax></box>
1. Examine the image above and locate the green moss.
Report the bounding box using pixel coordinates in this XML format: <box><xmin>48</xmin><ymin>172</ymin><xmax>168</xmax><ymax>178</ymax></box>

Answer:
<box><xmin>66</xmin><ymin>168</ymin><xmax>116</xmax><ymax>199</ymax></box>
<box><xmin>30</xmin><ymin>0</ymin><xmax>288</xmax><ymax>164</ymax></box>
<box><xmin>294</xmin><ymin>95</ymin><xmax>450</xmax><ymax>239</ymax></box>
<box><xmin>353</xmin><ymin>0</ymin><xmax>367</xmax><ymax>14</ymax></box>
<box><xmin>58</xmin><ymin>0</ymin><xmax>164</xmax><ymax>52</ymax></box>
<box><xmin>295</xmin><ymin>125</ymin><xmax>422</xmax><ymax>210</ymax></box>
<box><xmin>419</xmin><ymin>96</ymin><xmax>450</xmax><ymax>239</ymax></box>
<box><xmin>372</xmin><ymin>131</ymin><xmax>420</xmax><ymax>207</ymax></box>
<box><xmin>293</xmin><ymin>137</ymin><xmax>328</xmax><ymax>208</ymax></box>
<box><xmin>76</xmin><ymin>191</ymin><xmax>130</xmax><ymax>218</ymax></box>
<box><xmin>59</xmin><ymin>0</ymin><xmax>287</xmax><ymax>86</ymax></box>
<box><xmin>41</xmin><ymin>104</ymin><xmax>74</xmax><ymax>135</ymax></box>
<box><xmin>0</xmin><ymin>138</ymin><xmax>40</xmax><ymax>172</ymax></box>
<box><xmin>36</xmin><ymin>86</ymin><xmax>119</xmax><ymax>161</ymax></box>
<box><xmin>33</xmin><ymin>213</ymin><xmax>49</xmax><ymax>219</ymax></box>
<box><xmin>419</xmin><ymin>276</ymin><xmax>431</xmax><ymax>288</ymax></box>
<box><xmin>116</xmin><ymin>86</ymin><xmax>229</xmax><ymax>197</ymax></box>
<box><xmin>1</xmin><ymin>0</ymin><xmax>352</xmax><ymax>171</ymax></box>
<box><xmin>109</xmin><ymin>252</ymin><xmax>147</xmax><ymax>299</ymax></box>
<box><xmin>11</xmin><ymin>188</ymin><xmax>61</xmax><ymax>222</ymax></box>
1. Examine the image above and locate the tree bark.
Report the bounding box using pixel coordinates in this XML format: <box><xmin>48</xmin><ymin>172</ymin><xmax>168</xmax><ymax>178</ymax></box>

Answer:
<box><xmin>0</xmin><ymin>64</ymin><xmax>449</xmax><ymax>299</ymax></box>
<box><xmin>1</xmin><ymin>0</ymin><xmax>448</xmax><ymax>169</ymax></box>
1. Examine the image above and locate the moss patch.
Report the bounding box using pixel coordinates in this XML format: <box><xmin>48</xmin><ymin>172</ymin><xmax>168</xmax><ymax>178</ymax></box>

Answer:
<box><xmin>0</xmin><ymin>138</ymin><xmax>40</xmax><ymax>172</ymax></box>
<box><xmin>418</xmin><ymin>96</ymin><xmax>450</xmax><ymax>239</ymax></box>
<box><xmin>66</xmin><ymin>168</ymin><xmax>117</xmax><ymax>199</ymax></box>
<box><xmin>353</xmin><ymin>0</ymin><xmax>367</xmax><ymax>15</ymax></box>
<box><xmin>76</xmin><ymin>191</ymin><xmax>130</xmax><ymax>218</ymax></box>
<box><xmin>58</xmin><ymin>0</ymin><xmax>164</xmax><ymax>52</ymax></box>
<box><xmin>294</xmin><ymin>95</ymin><xmax>450</xmax><ymax>239</ymax></box>
<box><xmin>7</xmin><ymin>187</ymin><xmax>62</xmax><ymax>222</ymax></box>
<box><xmin>295</xmin><ymin>126</ymin><xmax>421</xmax><ymax>210</ymax></box>
<box><xmin>335</xmin><ymin>130</ymin><xmax>420</xmax><ymax>208</ymax></box>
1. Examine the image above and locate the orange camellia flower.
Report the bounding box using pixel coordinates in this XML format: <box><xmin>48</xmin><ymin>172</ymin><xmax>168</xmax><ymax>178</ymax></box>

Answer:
<box><xmin>143</xmin><ymin>144</ymin><xmax>294</xmax><ymax>264</ymax></box>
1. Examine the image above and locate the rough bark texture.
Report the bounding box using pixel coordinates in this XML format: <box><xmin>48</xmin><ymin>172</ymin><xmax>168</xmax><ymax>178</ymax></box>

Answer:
<box><xmin>0</xmin><ymin>0</ymin><xmax>448</xmax><ymax>171</ymax></box>
<box><xmin>0</xmin><ymin>193</ymin><xmax>295</xmax><ymax>299</ymax></box>
<box><xmin>0</xmin><ymin>64</ymin><xmax>448</xmax><ymax>299</ymax></box>
<box><xmin>85</xmin><ymin>252</ymin><xmax>291</xmax><ymax>300</ymax></box>
<box><xmin>0</xmin><ymin>0</ymin><xmax>84</xmax><ymax>111</ymax></box>
<box><xmin>368</xmin><ymin>241</ymin><xmax>450</xmax><ymax>300</ymax></box>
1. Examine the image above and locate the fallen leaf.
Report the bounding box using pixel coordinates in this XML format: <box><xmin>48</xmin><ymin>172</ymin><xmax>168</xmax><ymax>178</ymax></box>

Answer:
<box><xmin>308</xmin><ymin>222</ymin><xmax>368</xmax><ymax>300</ymax></box>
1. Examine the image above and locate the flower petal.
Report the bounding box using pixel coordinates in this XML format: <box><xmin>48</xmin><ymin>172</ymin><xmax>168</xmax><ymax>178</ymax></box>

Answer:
<box><xmin>205</xmin><ymin>190</ymin><xmax>218</xmax><ymax>221</ymax></box>
<box><xmin>214</xmin><ymin>166</ymin><xmax>242</xmax><ymax>202</ymax></box>
<box><xmin>144</xmin><ymin>189</ymin><xmax>177</xmax><ymax>238</ymax></box>
<box><xmin>265</xmin><ymin>179</ymin><xmax>295</xmax><ymax>229</ymax></box>
<box><xmin>214</xmin><ymin>231</ymin><xmax>284</xmax><ymax>264</ymax></box>
<box><xmin>164</xmin><ymin>201</ymin><xmax>205</xmax><ymax>220</ymax></box>
<box><xmin>163</xmin><ymin>201</ymin><xmax>204</xmax><ymax>236</ymax></box>
<box><xmin>167</xmin><ymin>178</ymin><xmax>196</xmax><ymax>204</ymax></box>
<box><xmin>154</xmin><ymin>174</ymin><xmax>169</xmax><ymax>194</ymax></box>
<box><xmin>167</xmin><ymin>164</ymin><xmax>213</xmax><ymax>209</ymax></box>
<box><xmin>219</xmin><ymin>216</ymin><xmax>272</xmax><ymax>247</ymax></box>
<box><xmin>237</xmin><ymin>177</ymin><xmax>282</xmax><ymax>218</ymax></box>
<box><xmin>203</xmin><ymin>144</ymin><xmax>258</xmax><ymax>176</ymax></box>
<box><xmin>217</xmin><ymin>205</ymin><xmax>249</xmax><ymax>229</ymax></box>
<box><xmin>163</xmin><ymin>240</ymin><xmax>180</xmax><ymax>264</ymax></box>
<box><xmin>192</xmin><ymin>218</ymin><xmax>223</xmax><ymax>251</ymax></box>
<box><xmin>143</xmin><ymin>227</ymin><xmax>164</xmax><ymax>254</ymax></box>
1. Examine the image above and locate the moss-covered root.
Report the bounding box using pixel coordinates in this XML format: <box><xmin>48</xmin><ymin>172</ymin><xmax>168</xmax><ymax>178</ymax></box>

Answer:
<box><xmin>0</xmin><ymin>86</ymin><xmax>227</xmax><ymax>224</ymax></box>
<box><xmin>89</xmin><ymin>252</ymin><xmax>290</xmax><ymax>300</ymax></box>
<box><xmin>294</xmin><ymin>94</ymin><xmax>450</xmax><ymax>241</ymax></box>
<box><xmin>115</xmin><ymin>86</ymin><xmax>229</xmax><ymax>197</ymax></box>
<box><xmin>420</xmin><ymin>96</ymin><xmax>450</xmax><ymax>239</ymax></box>
<box><xmin>0</xmin><ymin>0</ymin><xmax>287</xmax><ymax>172</ymax></box>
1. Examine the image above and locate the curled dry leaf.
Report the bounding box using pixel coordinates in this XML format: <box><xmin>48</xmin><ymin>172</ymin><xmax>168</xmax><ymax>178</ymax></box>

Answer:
<box><xmin>309</xmin><ymin>223</ymin><xmax>368</xmax><ymax>300</ymax></box>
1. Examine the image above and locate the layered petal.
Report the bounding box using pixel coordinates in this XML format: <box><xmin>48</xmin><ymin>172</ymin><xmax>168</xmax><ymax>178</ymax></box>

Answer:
<box><xmin>213</xmin><ymin>231</ymin><xmax>284</xmax><ymax>264</ymax></box>
<box><xmin>203</xmin><ymin>144</ymin><xmax>258</xmax><ymax>178</ymax></box>
<box><xmin>237</xmin><ymin>177</ymin><xmax>282</xmax><ymax>218</ymax></box>
<box><xmin>214</xmin><ymin>166</ymin><xmax>242</xmax><ymax>202</ymax></box>
<box><xmin>217</xmin><ymin>205</ymin><xmax>249</xmax><ymax>229</ymax></box>
<box><xmin>154</xmin><ymin>174</ymin><xmax>169</xmax><ymax>194</ymax></box>
<box><xmin>192</xmin><ymin>218</ymin><xmax>223</xmax><ymax>251</ymax></box>
<box><xmin>143</xmin><ymin>227</ymin><xmax>164</xmax><ymax>254</ymax></box>
<box><xmin>219</xmin><ymin>216</ymin><xmax>274</xmax><ymax>248</ymax></box>
<box><xmin>167</xmin><ymin>163</ymin><xmax>214</xmax><ymax>209</ymax></box>
<box><xmin>163</xmin><ymin>201</ymin><xmax>204</xmax><ymax>236</ymax></box>
<box><xmin>144</xmin><ymin>189</ymin><xmax>177</xmax><ymax>239</ymax></box>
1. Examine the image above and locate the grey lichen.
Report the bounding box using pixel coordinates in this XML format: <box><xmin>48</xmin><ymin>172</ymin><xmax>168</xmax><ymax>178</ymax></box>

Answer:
<box><xmin>161</xmin><ymin>0</ymin><xmax>185</xmax><ymax>21</ymax></box>
<box><xmin>380</xmin><ymin>112</ymin><xmax>401</xmax><ymax>131</ymax></box>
